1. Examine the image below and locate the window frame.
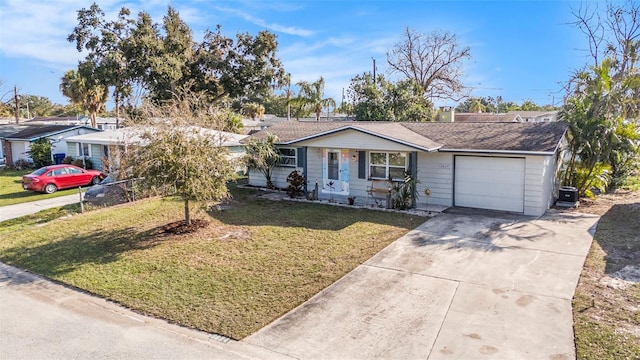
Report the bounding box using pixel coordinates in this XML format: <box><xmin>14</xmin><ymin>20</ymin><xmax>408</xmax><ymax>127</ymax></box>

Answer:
<box><xmin>77</xmin><ymin>143</ymin><xmax>91</xmax><ymax>158</ymax></box>
<box><xmin>368</xmin><ymin>151</ymin><xmax>408</xmax><ymax>181</ymax></box>
<box><xmin>277</xmin><ymin>147</ymin><xmax>297</xmax><ymax>167</ymax></box>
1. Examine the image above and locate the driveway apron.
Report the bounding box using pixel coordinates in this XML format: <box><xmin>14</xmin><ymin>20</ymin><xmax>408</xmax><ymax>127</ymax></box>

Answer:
<box><xmin>246</xmin><ymin>210</ymin><xmax>599</xmax><ymax>359</ymax></box>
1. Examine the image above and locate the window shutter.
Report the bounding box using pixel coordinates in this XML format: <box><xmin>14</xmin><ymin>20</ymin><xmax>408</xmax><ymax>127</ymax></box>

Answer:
<box><xmin>358</xmin><ymin>151</ymin><xmax>366</xmax><ymax>179</ymax></box>
<box><xmin>297</xmin><ymin>147</ymin><xmax>306</xmax><ymax>168</ymax></box>
<box><xmin>409</xmin><ymin>151</ymin><xmax>418</xmax><ymax>176</ymax></box>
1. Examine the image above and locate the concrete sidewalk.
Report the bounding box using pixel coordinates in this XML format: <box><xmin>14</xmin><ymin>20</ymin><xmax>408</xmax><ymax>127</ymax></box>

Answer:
<box><xmin>247</xmin><ymin>210</ymin><xmax>599</xmax><ymax>359</ymax></box>
<box><xmin>0</xmin><ymin>262</ymin><xmax>292</xmax><ymax>360</ymax></box>
<box><xmin>0</xmin><ymin>193</ymin><xmax>83</xmax><ymax>222</ymax></box>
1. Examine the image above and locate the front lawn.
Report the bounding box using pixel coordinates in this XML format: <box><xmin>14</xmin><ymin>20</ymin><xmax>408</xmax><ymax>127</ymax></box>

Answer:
<box><xmin>0</xmin><ymin>187</ymin><xmax>420</xmax><ymax>339</ymax></box>
<box><xmin>0</xmin><ymin>168</ymin><xmax>77</xmax><ymax>207</ymax></box>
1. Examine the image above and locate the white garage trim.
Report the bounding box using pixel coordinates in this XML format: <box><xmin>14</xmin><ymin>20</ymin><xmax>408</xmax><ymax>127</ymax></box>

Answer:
<box><xmin>454</xmin><ymin>156</ymin><xmax>525</xmax><ymax>213</ymax></box>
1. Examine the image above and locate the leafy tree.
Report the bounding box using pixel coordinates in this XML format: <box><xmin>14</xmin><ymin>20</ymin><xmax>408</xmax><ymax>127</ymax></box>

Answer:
<box><xmin>193</xmin><ymin>26</ymin><xmax>285</xmax><ymax>107</ymax></box>
<box><xmin>20</xmin><ymin>95</ymin><xmax>57</xmax><ymax>118</ymax></box>
<box><xmin>387</xmin><ymin>27</ymin><xmax>471</xmax><ymax>101</ymax></box>
<box><xmin>295</xmin><ymin>77</ymin><xmax>336</xmax><ymax>121</ymax></box>
<box><xmin>60</xmin><ymin>62</ymin><xmax>108</xmax><ymax>127</ymax></box>
<box><xmin>561</xmin><ymin>59</ymin><xmax>639</xmax><ymax>194</ymax></box>
<box><xmin>497</xmin><ymin>101</ymin><xmax>519</xmax><ymax>113</ymax></box>
<box><xmin>561</xmin><ymin>0</ymin><xmax>640</xmax><ymax>193</ymax></box>
<box><xmin>347</xmin><ymin>73</ymin><xmax>433</xmax><ymax>121</ymax></box>
<box><xmin>519</xmin><ymin>100</ymin><xmax>541</xmax><ymax>111</ymax></box>
<box><xmin>28</xmin><ymin>138</ymin><xmax>52</xmax><ymax>168</ymax></box>
<box><xmin>244</xmin><ymin>134</ymin><xmax>281</xmax><ymax>189</ymax></box>
<box><xmin>68</xmin><ymin>3</ymin><xmax>135</xmax><ymax>126</ymax></box>
<box><xmin>243</xmin><ymin>102</ymin><xmax>265</xmax><ymax>120</ymax></box>
<box><xmin>132</xmin><ymin>88</ymin><xmax>237</xmax><ymax>226</ymax></box>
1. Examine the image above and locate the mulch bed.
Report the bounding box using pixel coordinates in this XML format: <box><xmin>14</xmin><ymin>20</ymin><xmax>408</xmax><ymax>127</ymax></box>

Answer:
<box><xmin>161</xmin><ymin>219</ymin><xmax>210</xmax><ymax>234</ymax></box>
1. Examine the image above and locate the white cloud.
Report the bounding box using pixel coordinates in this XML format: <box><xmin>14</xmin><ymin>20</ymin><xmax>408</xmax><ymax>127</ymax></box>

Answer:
<box><xmin>213</xmin><ymin>6</ymin><xmax>314</xmax><ymax>37</ymax></box>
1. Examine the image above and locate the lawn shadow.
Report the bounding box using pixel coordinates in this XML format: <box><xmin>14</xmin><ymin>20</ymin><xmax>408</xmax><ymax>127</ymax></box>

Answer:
<box><xmin>0</xmin><ymin>225</ymin><xmax>172</xmax><ymax>278</ymax></box>
<box><xmin>596</xmin><ymin>202</ymin><xmax>640</xmax><ymax>276</ymax></box>
<box><xmin>211</xmin><ymin>195</ymin><xmax>420</xmax><ymax>232</ymax></box>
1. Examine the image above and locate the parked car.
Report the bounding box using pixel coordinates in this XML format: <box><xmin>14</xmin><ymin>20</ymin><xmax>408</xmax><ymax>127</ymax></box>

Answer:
<box><xmin>22</xmin><ymin>164</ymin><xmax>105</xmax><ymax>194</ymax></box>
<box><xmin>84</xmin><ymin>175</ymin><xmax>130</xmax><ymax>205</ymax></box>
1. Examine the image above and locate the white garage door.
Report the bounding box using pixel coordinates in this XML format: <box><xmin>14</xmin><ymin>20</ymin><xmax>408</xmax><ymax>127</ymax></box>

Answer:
<box><xmin>454</xmin><ymin>156</ymin><xmax>525</xmax><ymax>213</ymax></box>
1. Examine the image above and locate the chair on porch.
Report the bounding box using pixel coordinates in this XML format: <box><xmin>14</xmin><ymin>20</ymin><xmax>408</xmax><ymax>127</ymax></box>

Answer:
<box><xmin>366</xmin><ymin>179</ymin><xmax>392</xmax><ymax>208</ymax></box>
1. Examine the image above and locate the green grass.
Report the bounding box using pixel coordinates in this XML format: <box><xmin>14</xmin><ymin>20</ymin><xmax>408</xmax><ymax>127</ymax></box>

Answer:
<box><xmin>572</xmin><ymin>195</ymin><xmax>640</xmax><ymax>359</ymax></box>
<box><xmin>622</xmin><ymin>174</ymin><xmax>640</xmax><ymax>191</ymax></box>
<box><xmin>0</xmin><ymin>187</ymin><xmax>421</xmax><ymax>339</ymax></box>
<box><xmin>0</xmin><ymin>168</ymin><xmax>77</xmax><ymax>206</ymax></box>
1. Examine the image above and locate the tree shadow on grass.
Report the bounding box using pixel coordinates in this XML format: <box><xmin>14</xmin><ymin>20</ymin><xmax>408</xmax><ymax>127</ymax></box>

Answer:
<box><xmin>211</xmin><ymin>196</ymin><xmax>420</xmax><ymax>231</ymax></box>
<box><xmin>0</xmin><ymin>225</ymin><xmax>174</xmax><ymax>279</ymax></box>
<box><xmin>596</xmin><ymin>202</ymin><xmax>640</xmax><ymax>276</ymax></box>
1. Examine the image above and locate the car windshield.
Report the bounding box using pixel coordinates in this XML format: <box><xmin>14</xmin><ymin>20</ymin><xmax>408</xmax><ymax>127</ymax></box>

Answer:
<box><xmin>32</xmin><ymin>168</ymin><xmax>48</xmax><ymax>176</ymax></box>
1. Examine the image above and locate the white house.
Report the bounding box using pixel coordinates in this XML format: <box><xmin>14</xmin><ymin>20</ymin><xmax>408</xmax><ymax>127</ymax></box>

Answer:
<box><xmin>247</xmin><ymin>121</ymin><xmax>568</xmax><ymax>216</ymax></box>
<box><xmin>65</xmin><ymin>126</ymin><xmax>248</xmax><ymax>173</ymax></box>
<box><xmin>1</xmin><ymin>124</ymin><xmax>100</xmax><ymax>166</ymax></box>
<box><xmin>507</xmin><ymin>111</ymin><xmax>560</xmax><ymax>123</ymax></box>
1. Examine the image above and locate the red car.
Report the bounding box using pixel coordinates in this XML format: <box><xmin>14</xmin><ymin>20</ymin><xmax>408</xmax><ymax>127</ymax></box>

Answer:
<box><xmin>22</xmin><ymin>164</ymin><xmax>105</xmax><ymax>194</ymax></box>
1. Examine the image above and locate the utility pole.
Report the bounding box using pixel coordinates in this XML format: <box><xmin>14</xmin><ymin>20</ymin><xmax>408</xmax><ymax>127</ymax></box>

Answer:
<box><xmin>372</xmin><ymin>57</ymin><xmax>376</xmax><ymax>81</ymax></box>
<box><xmin>13</xmin><ymin>86</ymin><xmax>20</xmax><ymax>124</ymax></box>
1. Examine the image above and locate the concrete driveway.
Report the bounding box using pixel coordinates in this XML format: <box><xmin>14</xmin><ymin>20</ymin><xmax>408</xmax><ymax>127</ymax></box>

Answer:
<box><xmin>247</xmin><ymin>210</ymin><xmax>599</xmax><ymax>359</ymax></box>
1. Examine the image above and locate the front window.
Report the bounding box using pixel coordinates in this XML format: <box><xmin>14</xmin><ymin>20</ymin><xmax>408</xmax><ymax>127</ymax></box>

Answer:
<box><xmin>78</xmin><ymin>143</ymin><xmax>91</xmax><ymax>157</ymax></box>
<box><xmin>369</xmin><ymin>152</ymin><xmax>407</xmax><ymax>180</ymax></box>
<box><xmin>278</xmin><ymin>147</ymin><xmax>296</xmax><ymax>167</ymax></box>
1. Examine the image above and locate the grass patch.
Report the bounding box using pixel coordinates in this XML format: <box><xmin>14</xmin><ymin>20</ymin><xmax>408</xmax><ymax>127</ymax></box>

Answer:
<box><xmin>622</xmin><ymin>174</ymin><xmax>640</xmax><ymax>191</ymax></box>
<box><xmin>0</xmin><ymin>187</ymin><xmax>421</xmax><ymax>339</ymax></box>
<box><xmin>572</xmin><ymin>194</ymin><xmax>640</xmax><ymax>359</ymax></box>
<box><xmin>0</xmin><ymin>168</ymin><xmax>77</xmax><ymax>206</ymax></box>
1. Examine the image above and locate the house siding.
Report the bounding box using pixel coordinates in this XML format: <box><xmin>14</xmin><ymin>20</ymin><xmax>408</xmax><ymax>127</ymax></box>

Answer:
<box><xmin>295</xmin><ymin>130</ymin><xmax>419</xmax><ymax>152</ymax></box>
<box><xmin>247</xmin><ymin>140</ymin><xmax>560</xmax><ymax>216</ymax></box>
<box><xmin>416</xmin><ymin>152</ymin><xmax>454</xmax><ymax>207</ymax></box>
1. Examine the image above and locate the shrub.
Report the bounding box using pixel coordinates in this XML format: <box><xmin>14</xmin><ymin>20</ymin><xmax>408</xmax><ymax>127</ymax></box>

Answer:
<box><xmin>61</xmin><ymin>156</ymin><xmax>74</xmax><ymax>164</ymax></box>
<box><xmin>286</xmin><ymin>170</ymin><xmax>306</xmax><ymax>198</ymax></box>
<box><xmin>12</xmin><ymin>159</ymin><xmax>33</xmax><ymax>170</ymax></box>
<box><xmin>72</xmin><ymin>158</ymin><xmax>93</xmax><ymax>169</ymax></box>
<box><xmin>28</xmin><ymin>138</ymin><xmax>52</xmax><ymax>168</ymax></box>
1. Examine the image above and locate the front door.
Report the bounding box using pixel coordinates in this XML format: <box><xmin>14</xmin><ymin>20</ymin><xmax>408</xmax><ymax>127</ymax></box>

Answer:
<box><xmin>322</xmin><ymin>149</ymin><xmax>349</xmax><ymax>194</ymax></box>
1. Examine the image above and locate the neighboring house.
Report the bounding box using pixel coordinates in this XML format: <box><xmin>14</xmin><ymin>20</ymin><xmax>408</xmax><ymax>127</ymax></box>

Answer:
<box><xmin>247</xmin><ymin>121</ymin><xmax>568</xmax><ymax>216</ymax></box>
<box><xmin>445</xmin><ymin>112</ymin><xmax>523</xmax><ymax>123</ymax></box>
<box><xmin>507</xmin><ymin>111</ymin><xmax>559</xmax><ymax>123</ymax></box>
<box><xmin>1</xmin><ymin>125</ymin><xmax>100</xmax><ymax>167</ymax></box>
<box><xmin>24</xmin><ymin>116</ymin><xmax>119</xmax><ymax>130</ymax></box>
<box><xmin>0</xmin><ymin>124</ymin><xmax>31</xmax><ymax>166</ymax></box>
<box><xmin>65</xmin><ymin>126</ymin><xmax>248</xmax><ymax>173</ymax></box>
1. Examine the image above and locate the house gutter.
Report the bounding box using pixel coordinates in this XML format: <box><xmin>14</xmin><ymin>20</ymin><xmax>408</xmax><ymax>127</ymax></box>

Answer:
<box><xmin>437</xmin><ymin>149</ymin><xmax>556</xmax><ymax>156</ymax></box>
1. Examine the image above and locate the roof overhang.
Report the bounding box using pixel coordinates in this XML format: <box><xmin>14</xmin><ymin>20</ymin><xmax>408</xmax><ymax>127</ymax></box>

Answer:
<box><xmin>278</xmin><ymin>126</ymin><xmax>441</xmax><ymax>152</ymax></box>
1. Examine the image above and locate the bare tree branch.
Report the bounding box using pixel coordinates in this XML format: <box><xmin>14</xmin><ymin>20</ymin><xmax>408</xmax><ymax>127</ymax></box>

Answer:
<box><xmin>386</xmin><ymin>27</ymin><xmax>471</xmax><ymax>102</ymax></box>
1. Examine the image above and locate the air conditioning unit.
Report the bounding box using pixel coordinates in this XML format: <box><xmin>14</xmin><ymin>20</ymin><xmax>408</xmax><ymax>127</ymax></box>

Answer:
<box><xmin>559</xmin><ymin>186</ymin><xmax>578</xmax><ymax>202</ymax></box>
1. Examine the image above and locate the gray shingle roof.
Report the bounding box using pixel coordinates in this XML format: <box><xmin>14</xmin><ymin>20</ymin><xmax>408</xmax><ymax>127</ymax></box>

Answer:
<box><xmin>452</xmin><ymin>113</ymin><xmax>521</xmax><ymax>122</ymax></box>
<box><xmin>250</xmin><ymin>121</ymin><xmax>568</xmax><ymax>154</ymax></box>
<box><xmin>4</xmin><ymin>125</ymin><xmax>86</xmax><ymax>140</ymax></box>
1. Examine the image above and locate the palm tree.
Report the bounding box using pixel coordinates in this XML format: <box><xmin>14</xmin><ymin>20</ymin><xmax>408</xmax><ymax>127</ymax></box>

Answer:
<box><xmin>244</xmin><ymin>134</ymin><xmax>281</xmax><ymax>189</ymax></box>
<box><xmin>60</xmin><ymin>67</ymin><xmax>108</xmax><ymax>128</ymax></box>
<box><xmin>296</xmin><ymin>77</ymin><xmax>336</xmax><ymax>121</ymax></box>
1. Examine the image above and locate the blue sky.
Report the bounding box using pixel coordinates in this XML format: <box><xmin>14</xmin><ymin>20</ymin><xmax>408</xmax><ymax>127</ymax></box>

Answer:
<box><xmin>0</xmin><ymin>0</ymin><xmax>591</xmax><ymax>110</ymax></box>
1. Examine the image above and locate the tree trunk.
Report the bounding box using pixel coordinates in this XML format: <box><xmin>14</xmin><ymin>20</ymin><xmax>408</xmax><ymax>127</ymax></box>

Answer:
<box><xmin>90</xmin><ymin>111</ymin><xmax>97</xmax><ymax>128</ymax></box>
<box><xmin>115</xmin><ymin>92</ymin><xmax>120</xmax><ymax>129</ymax></box>
<box><xmin>184</xmin><ymin>198</ymin><xmax>191</xmax><ymax>226</ymax></box>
